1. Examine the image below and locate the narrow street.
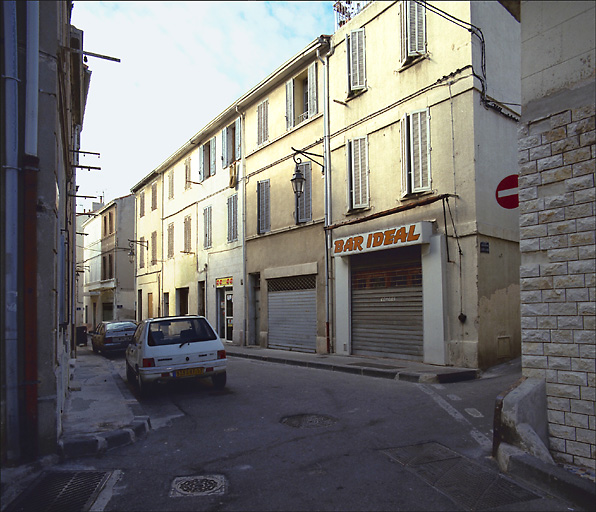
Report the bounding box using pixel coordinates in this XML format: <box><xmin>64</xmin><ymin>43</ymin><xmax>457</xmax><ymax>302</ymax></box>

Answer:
<box><xmin>46</xmin><ymin>353</ymin><xmax>578</xmax><ymax>511</ymax></box>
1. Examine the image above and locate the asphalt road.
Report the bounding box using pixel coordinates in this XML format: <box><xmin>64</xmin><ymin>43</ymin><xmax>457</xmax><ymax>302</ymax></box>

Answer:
<box><xmin>60</xmin><ymin>356</ymin><xmax>578</xmax><ymax>511</ymax></box>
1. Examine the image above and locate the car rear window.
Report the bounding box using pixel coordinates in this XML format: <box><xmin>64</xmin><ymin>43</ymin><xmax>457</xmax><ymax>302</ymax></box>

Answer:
<box><xmin>148</xmin><ymin>318</ymin><xmax>217</xmax><ymax>346</ymax></box>
<box><xmin>106</xmin><ymin>322</ymin><xmax>137</xmax><ymax>332</ymax></box>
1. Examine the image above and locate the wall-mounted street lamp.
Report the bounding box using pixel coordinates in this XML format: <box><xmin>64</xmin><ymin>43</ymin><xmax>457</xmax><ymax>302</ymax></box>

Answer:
<box><xmin>128</xmin><ymin>239</ymin><xmax>148</xmax><ymax>264</ymax></box>
<box><xmin>291</xmin><ymin>146</ymin><xmax>324</xmax><ymax>199</ymax></box>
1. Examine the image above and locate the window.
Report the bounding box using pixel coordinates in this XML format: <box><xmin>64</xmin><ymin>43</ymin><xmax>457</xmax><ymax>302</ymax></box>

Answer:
<box><xmin>347</xmin><ymin>136</ymin><xmax>369</xmax><ymax>209</ymax></box>
<box><xmin>227</xmin><ymin>194</ymin><xmax>238</xmax><ymax>242</ymax></box>
<box><xmin>108</xmin><ymin>211</ymin><xmax>114</xmax><ymax>233</ymax></box>
<box><xmin>151</xmin><ymin>231</ymin><xmax>157</xmax><ymax>265</ymax></box>
<box><xmin>203</xmin><ymin>206</ymin><xmax>212</xmax><ymax>249</ymax></box>
<box><xmin>103</xmin><ymin>215</ymin><xmax>107</xmax><ymax>237</ymax></box>
<box><xmin>139</xmin><ymin>191</ymin><xmax>145</xmax><ymax>217</ymax></box>
<box><xmin>102</xmin><ymin>255</ymin><xmax>107</xmax><ymax>280</ymax></box>
<box><xmin>401</xmin><ymin>108</ymin><xmax>431</xmax><ymax>195</ymax></box>
<box><xmin>184</xmin><ymin>215</ymin><xmax>192</xmax><ymax>253</ymax></box>
<box><xmin>346</xmin><ymin>28</ymin><xmax>366</xmax><ymax>94</ymax></box>
<box><xmin>257</xmin><ymin>180</ymin><xmax>270</xmax><ymax>234</ymax></box>
<box><xmin>168</xmin><ymin>170</ymin><xmax>174</xmax><ymax>200</ymax></box>
<box><xmin>108</xmin><ymin>252</ymin><xmax>113</xmax><ymax>279</ymax></box>
<box><xmin>296</xmin><ymin>162</ymin><xmax>312</xmax><ymax>223</ymax></box>
<box><xmin>167</xmin><ymin>222</ymin><xmax>174</xmax><ymax>259</ymax></box>
<box><xmin>286</xmin><ymin>62</ymin><xmax>318</xmax><ymax>130</ymax></box>
<box><xmin>184</xmin><ymin>157</ymin><xmax>191</xmax><ymax>189</ymax></box>
<box><xmin>257</xmin><ymin>99</ymin><xmax>269</xmax><ymax>145</ymax></box>
<box><xmin>400</xmin><ymin>0</ymin><xmax>426</xmax><ymax>66</ymax></box>
<box><xmin>222</xmin><ymin>118</ymin><xmax>241</xmax><ymax>168</ymax></box>
<box><xmin>151</xmin><ymin>182</ymin><xmax>157</xmax><ymax>211</ymax></box>
<box><xmin>139</xmin><ymin>236</ymin><xmax>145</xmax><ymax>268</ymax></box>
<box><xmin>199</xmin><ymin>137</ymin><xmax>216</xmax><ymax>181</ymax></box>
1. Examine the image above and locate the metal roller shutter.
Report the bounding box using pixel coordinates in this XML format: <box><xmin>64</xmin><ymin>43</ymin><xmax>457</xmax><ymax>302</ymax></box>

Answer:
<box><xmin>351</xmin><ymin>247</ymin><xmax>423</xmax><ymax>359</ymax></box>
<box><xmin>268</xmin><ymin>275</ymin><xmax>317</xmax><ymax>353</ymax></box>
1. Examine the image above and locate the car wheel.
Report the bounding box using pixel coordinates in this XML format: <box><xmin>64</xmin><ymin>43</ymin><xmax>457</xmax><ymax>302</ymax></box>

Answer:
<box><xmin>136</xmin><ymin>369</ymin><xmax>150</xmax><ymax>397</ymax></box>
<box><xmin>212</xmin><ymin>371</ymin><xmax>227</xmax><ymax>390</ymax></box>
<box><xmin>126</xmin><ymin>362</ymin><xmax>135</xmax><ymax>385</ymax></box>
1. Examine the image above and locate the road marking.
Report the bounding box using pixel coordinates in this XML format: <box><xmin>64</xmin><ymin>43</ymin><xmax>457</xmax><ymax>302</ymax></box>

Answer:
<box><xmin>447</xmin><ymin>394</ymin><xmax>461</xmax><ymax>401</ymax></box>
<box><xmin>419</xmin><ymin>385</ymin><xmax>491</xmax><ymax>450</ymax></box>
<box><xmin>90</xmin><ymin>470</ymin><xmax>123</xmax><ymax>512</ymax></box>
<box><xmin>465</xmin><ymin>408</ymin><xmax>484</xmax><ymax>418</ymax></box>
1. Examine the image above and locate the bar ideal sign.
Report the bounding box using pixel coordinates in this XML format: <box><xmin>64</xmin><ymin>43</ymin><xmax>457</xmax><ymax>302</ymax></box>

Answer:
<box><xmin>333</xmin><ymin>221</ymin><xmax>432</xmax><ymax>257</ymax></box>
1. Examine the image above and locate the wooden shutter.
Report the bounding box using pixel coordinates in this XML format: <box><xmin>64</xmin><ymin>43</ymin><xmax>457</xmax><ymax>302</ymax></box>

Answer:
<box><xmin>400</xmin><ymin>114</ymin><xmax>410</xmax><ymax>196</ymax></box>
<box><xmin>228</xmin><ymin>194</ymin><xmax>238</xmax><ymax>242</ymax></box>
<box><xmin>151</xmin><ymin>183</ymin><xmax>157</xmax><ymax>210</ymax></box>
<box><xmin>139</xmin><ymin>191</ymin><xmax>145</xmax><ymax>217</ymax></box>
<box><xmin>167</xmin><ymin>222</ymin><xmax>174</xmax><ymax>259</ymax></box>
<box><xmin>221</xmin><ymin>126</ymin><xmax>228</xmax><ymax>168</ymax></box>
<box><xmin>168</xmin><ymin>171</ymin><xmax>174</xmax><ymax>199</ymax></box>
<box><xmin>297</xmin><ymin>162</ymin><xmax>312</xmax><ymax>223</ymax></box>
<box><xmin>139</xmin><ymin>237</ymin><xmax>145</xmax><ymax>268</ymax></box>
<box><xmin>410</xmin><ymin>109</ymin><xmax>430</xmax><ymax>192</ymax></box>
<box><xmin>258</xmin><ymin>100</ymin><xmax>269</xmax><ymax>145</ymax></box>
<box><xmin>257</xmin><ymin>180</ymin><xmax>270</xmax><ymax>234</ymax></box>
<box><xmin>234</xmin><ymin>117</ymin><xmax>241</xmax><ymax>161</ymax></box>
<box><xmin>203</xmin><ymin>206</ymin><xmax>211</xmax><ymax>248</ymax></box>
<box><xmin>184</xmin><ymin>215</ymin><xmax>191</xmax><ymax>253</ymax></box>
<box><xmin>349</xmin><ymin>28</ymin><xmax>366</xmax><ymax>91</ymax></box>
<box><xmin>351</xmin><ymin>137</ymin><xmax>368</xmax><ymax>208</ymax></box>
<box><xmin>210</xmin><ymin>137</ymin><xmax>216</xmax><ymax>176</ymax></box>
<box><xmin>151</xmin><ymin>231</ymin><xmax>157</xmax><ymax>265</ymax></box>
<box><xmin>185</xmin><ymin>158</ymin><xmax>191</xmax><ymax>189</ymax></box>
<box><xmin>286</xmin><ymin>79</ymin><xmax>294</xmax><ymax>130</ymax></box>
<box><xmin>308</xmin><ymin>62</ymin><xmax>318</xmax><ymax>117</ymax></box>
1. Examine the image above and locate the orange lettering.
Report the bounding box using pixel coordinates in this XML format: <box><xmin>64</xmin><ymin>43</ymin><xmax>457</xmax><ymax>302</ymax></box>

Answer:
<box><xmin>407</xmin><ymin>225</ymin><xmax>420</xmax><ymax>241</ymax></box>
<box><xmin>383</xmin><ymin>229</ymin><xmax>396</xmax><ymax>245</ymax></box>
<box><xmin>344</xmin><ymin>237</ymin><xmax>354</xmax><ymax>251</ymax></box>
<box><xmin>372</xmin><ymin>232</ymin><xmax>384</xmax><ymax>247</ymax></box>
<box><xmin>334</xmin><ymin>240</ymin><xmax>344</xmax><ymax>253</ymax></box>
<box><xmin>353</xmin><ymin>236</ymin><xmax>364</xmax><ymax>251</ymax></box>
<box><xmin>367</xmin><ymin>233</ymin><xmax>373</xmax><ymax>248</ymax></box>
<box><xmin>394</xmin><ymin>227</ymin><xmax>407</xmax><ymax>243</ymax></box>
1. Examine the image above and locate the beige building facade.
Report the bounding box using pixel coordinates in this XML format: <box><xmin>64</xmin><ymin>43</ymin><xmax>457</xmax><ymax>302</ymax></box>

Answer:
<box><xmin>329</xmin><ymin>1</ymin><xmax>522</xmax><ymax>369</ymax></box>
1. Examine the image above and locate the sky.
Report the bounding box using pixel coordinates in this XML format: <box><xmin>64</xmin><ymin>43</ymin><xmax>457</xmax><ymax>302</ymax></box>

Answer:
<box><xmin>71</xmin><ymin>1</ymin><xmax>336</xmax><ymax>212</ymax></box>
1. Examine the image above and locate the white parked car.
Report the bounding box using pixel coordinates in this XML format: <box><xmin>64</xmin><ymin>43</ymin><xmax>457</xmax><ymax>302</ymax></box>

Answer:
<box><xmin>126</xmin><ymin>315</ymin><xmax>227</xmax><ymax>396</ymax></box>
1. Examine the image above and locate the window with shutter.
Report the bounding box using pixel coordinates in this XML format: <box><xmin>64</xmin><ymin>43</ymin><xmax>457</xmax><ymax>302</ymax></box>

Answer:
<box><xmin>347</xmin><ymin>28</ymin><xmax>366</xmax><ymax>93</ymax></box>
<box><xmin>151</xmin><ymin>231</ymin><xmax>157</xmax><ymax>265</ymax></box>
<box><xmin>168</xmin><ymin>170</ymin><xmax>174</xmax><ymax>200</ymax></box>
<box><xmin>203</xmin><ymin>206</ymin><xmax>212</xmax><ymax>249</ymax></box>
<box><xmin>167</xmin><ymin>222</ymin><xmax>174</xmax><ymax>259</ymax></box>
<box><xmin>151</xmin><ymin>183</ymin><xmax>157</xmax><ymax>211</ymax></box>
<box><xmin>184</xmin><ymin>215</ymin><xmax>192</xmax><ymax>253</ymax></box>
<box><xmin>348</xmin><ymin>136</ymin><xmax>369</xmax><ymax>209</ymax></box>
<box><xmin>401</xmin><ymin>108</ymin><xmax>431</xmax><ymax>195</ymax></box>
<box><xmin>185</xmin><ymin>158</ymin><xmax>191</xmax><ymax>189</ymax></box>
<box><xmin>222</xmin><ymin>118</ymin><xmax>241</xmax><ymax>167</ymax></box>
<box><xmin>139</xmin><ymin>236</ymin><xmax>145</xmax><ymax>268</ymax></box>
<box><xmin>286</xmin><ymin>79</ymin><xmax>295</xmax><ymax>131</ymax></box>
<box><xmin>257</xmin><ymin>180</ymin><xmax>270</xmax><ymax>234</ymax></box>
<box><xmin>227</xmin><ymin>194</ymin><xmax>238</xmax><ymax>242</ymax></box>
<box><xmin>297</xmin><ymin>162</ymin><xmax>312</xmax><ymax>223</ymax></box>
<box><xmin>307</xmin><ymin>62</ymin><xmax>318</xmax><ymax>117</ymax></box>
<box><xmin>139</xmin><ymin>191</ymin><xmax>145</xmax><ymax>217</ymax></box>
<box><xmin>257</xmin><ymin>100</ymin><xmax>269</xmax><ymax>145</ymax></box>
<box><xmin>400</xmin><ymin>0</ymin><xmax>426</xmax><ymax>66</ymax></box>
<box><xmin>210</xmin><ymin>136</ymin><xmax>216</xmax><ymax>177</ymax></box>
<box><xmin>201</xmin><ymin>138</ymin><xmax>216</xmax><ymax>179</ymax></box>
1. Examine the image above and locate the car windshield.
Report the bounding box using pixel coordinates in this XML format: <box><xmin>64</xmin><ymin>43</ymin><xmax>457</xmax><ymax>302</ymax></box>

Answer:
<box><xmin>106</xmin><ymin>322</ymin><xmax>137</xmax><ymax>332</ymax></box>
<box><xmin>148</xmin><ymin>318</ymin><xmax>217</xmax><ymax>346</ymax></box>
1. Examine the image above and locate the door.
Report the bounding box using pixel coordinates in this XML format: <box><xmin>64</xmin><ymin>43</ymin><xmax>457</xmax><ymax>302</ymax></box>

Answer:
<box><xmin>147</xmin><ymin>293</ymin><xmax>153</xmax><ymax>319</ymax></box>
<box><xmin>225</xmin><ymin>292</ymin><xmax>233</xmax><ymax>341</ymax></box>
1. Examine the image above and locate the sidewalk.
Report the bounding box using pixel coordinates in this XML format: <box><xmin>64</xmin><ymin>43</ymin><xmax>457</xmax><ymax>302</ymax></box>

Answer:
<box><xmin>2</xmin><ymin>343</ymin><xmax>594</xmax><ymax>511</ymax></box>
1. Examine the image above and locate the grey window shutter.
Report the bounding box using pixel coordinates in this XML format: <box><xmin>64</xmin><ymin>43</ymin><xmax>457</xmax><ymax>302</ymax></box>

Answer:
<box><xmin>258</xmin><ymin>180</ymin><xmax>270</xmax><ymax>233</ymax></box>
<box><xmin>351</xmin><ymin>137</ymin><xmax>368</xmax><ymax>208</ymax></box>
<box><xmin>198</xmin><ymin>146</ymin><xmax>204</xmax><ymax>182</ymax></box>
<box><xmin>297</xmin><ymin>162</ymin><xmax>312</xmax><ymax>223</ymax></box>
<box><xmin>222</xmin><ymin>127</ymin><xmax>228</xmax><ymax>168</ymax></box>
<box><xmin>234</xmin><ymin>117</ymin><xmax>241</xmax><ymax>161</ymax></box>
<box><xmin>400</xmin><ymin>1</ymin><xmax>407</xmax><ymax>66</ymax></box>
<box><xmin>227</xmin><ymin>196</ymin><xmax>233</xmax><ymax>242</ymax></box>
<box><xmin>400</xmin><ymin>114</ymin><xmax>410</xmax><ymax>196</ymax></box>
<box><xmin>286</xmin><ymin>79</ymin><xmax>294</xmax><ymax>130</ymax></box>
<box><xmin>185</xmin><ymin>158</ymin><xmax>191</xmax><ymax>188</ymax></box>
<box><xmin>258</xmin><ymin>101</ymin><xmax>268</xmax><ymax>145</ymax></box>
<box><xmin>228</xmin><ymin>194</ymin><xmax>238</xmax><ymax>242</ymax></box>
<box><xmin>410</xmin><ymin>108</ymin><xmax>430</xmax><ymax>192</ymax></box>
<box><xmin>308</xmin><ymin>62</ymin><xmax>318</xmax><ymax>117</ymax></box>
<box><xmin>210</xmin><ymin>137</ymin><xmax>216</xmax><ymax>176</ymax></box>
<box><xmin>407</xmin><ymin>0</ymin><xmax>426</xmax><ymax>57</ymax></box>
<box><xmin>264</xmin><ymin>100</ymin><xmax>269</xmax><ymax>142</ymax></box>
<box><xmin>350</xmin><ymin>28</ymin><xmax>366</xmax><ymax>91</ymax></box>
<box><xmin>168</xmin><ymin>223</ymin><xmax>174</xmax><ymax>258</ymax></box>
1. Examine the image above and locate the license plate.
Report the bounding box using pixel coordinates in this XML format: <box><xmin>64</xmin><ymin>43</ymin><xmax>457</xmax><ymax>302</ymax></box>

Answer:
<box><xmin>175</xmin><ymin>367</ymin><xmax>205</xmax><ymax>378</ymax></box>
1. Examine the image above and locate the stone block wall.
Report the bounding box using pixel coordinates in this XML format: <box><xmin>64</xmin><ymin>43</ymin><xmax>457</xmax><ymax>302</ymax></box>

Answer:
<box><xmin>518</xmin><ymin>103</ymin><xmax>595</xmax><ymax>470</ymax></box>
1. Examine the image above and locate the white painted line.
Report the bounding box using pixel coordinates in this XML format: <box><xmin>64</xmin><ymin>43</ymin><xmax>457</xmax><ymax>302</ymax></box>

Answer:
<box><xmin>90</xmin><ymin>470</ymin><xmax>123</xmax><ymax>512</ymax></box>
<box><xmin>447</xmin><ymin>394</ymin><xmax>461</xmax><ymax>401</ymax></box>
<box><xmin>465</xmin><ymin>408</ymin><xmax>484</xmax><ymax>418</ymax></box>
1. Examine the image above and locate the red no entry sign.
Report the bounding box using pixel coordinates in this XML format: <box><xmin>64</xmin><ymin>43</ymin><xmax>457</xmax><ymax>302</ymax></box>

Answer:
<box><xmin>496</xmin><ymin>174</ymin><xmax>519</xmax><ymax>209</ymax></box>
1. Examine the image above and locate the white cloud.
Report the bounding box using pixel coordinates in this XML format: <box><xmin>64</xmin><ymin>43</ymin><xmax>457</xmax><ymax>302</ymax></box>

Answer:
<box><xmin>71</xmin><ymin>1</ymin><xmax>335</xmax><ymax>211</ymax></box>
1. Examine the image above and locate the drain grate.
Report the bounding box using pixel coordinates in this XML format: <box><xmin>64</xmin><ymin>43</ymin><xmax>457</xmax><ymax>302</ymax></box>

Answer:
<box><xmin>4</xmin><ymin>470</ymin><xmax>110</xmax><ymax>512</ymax></box>
<box><xmin>170</xmin><ymin>475</ymin><xmax>227</xmax><ymax>497</ymax></box>
<box><xmin>280</xmin><ymin>413</ymin><xmax>338</xmax><ymax>429</ymax></box>
<box><xmin>382</xmin><ymin>442</ymin><xmax>539</xmax><ymax>510</ymax></box>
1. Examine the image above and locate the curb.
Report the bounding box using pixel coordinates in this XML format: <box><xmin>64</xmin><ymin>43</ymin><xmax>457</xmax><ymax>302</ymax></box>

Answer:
<box><xmin>58</xmin><ymin>416</ymin><xmax>150</xmax><ymax>461</ymax></box>
<box><xmin>226</xmin><ymin>350</ymin><xmax>478</xmax><ymax>383</ymax></box>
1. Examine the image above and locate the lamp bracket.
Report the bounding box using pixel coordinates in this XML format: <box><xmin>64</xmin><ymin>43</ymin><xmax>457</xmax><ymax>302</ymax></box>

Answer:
<box><xmin>291</xmin><ymin>147</ymin><xmax>324</xmax><ymax>169</ymax></box>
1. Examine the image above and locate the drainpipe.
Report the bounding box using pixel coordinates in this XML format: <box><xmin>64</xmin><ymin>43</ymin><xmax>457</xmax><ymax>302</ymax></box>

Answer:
<box><xmin>23</xmin><ymin>0</ymin><xmax>40</xmax><ymax>460</ymax></box>
<box><xmin>3</xmin><ymin>0</ymin><xmax>21</xmax><ymax>463</ymax></box>
<box><xmin>318</xmin><ymin>37</ymin><xmax>334</xmax><ymax>354</ymax></box>
<box><xmin>236</xmin><ymin>105</ymin><xmax>247</xmax><ymax>345</ymax></box>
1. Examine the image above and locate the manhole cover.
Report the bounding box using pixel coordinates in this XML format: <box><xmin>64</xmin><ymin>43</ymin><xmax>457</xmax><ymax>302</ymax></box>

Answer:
<box><xmin>170</xmin><ymin>475</ymin><xmax>227</xmax><ymax>497</ymax></box>
<box><xmin>280</xmin><ymin>414</ymin><xmax>338</xmax><ymax>428</ymax></box>
<box><xmin>4</xmin><ymin>470</ymin><xmax>110</xmax><ymax>512</ymax></box>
